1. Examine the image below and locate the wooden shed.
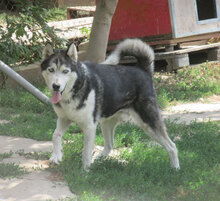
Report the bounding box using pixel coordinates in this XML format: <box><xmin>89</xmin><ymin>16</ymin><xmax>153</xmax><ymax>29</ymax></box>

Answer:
<box><xmin>108</xmin><ymin>0</ymin><xmax>220</xmax><ymax>71</ymax></box>
<box><xmin>109</xmin><ymin>0</ymin><xmax>220</xmax><ymax>44</ymax></box>
<box><xmin>65</xmin><ymin>0</ymin><xmax>220</xmax><ymax>70</ymax></box>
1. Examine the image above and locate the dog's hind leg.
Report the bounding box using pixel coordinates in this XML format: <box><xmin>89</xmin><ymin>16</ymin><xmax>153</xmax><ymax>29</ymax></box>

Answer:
<box><xmin>50</xmin><ymin>118</ymin><xmax>71</xmax><ymax>164</ymax></box>
<box><xmin>147</xmin><ymin>122</ymin><xmax>180</xmax><ymax>169</ymax></box>
<box><xmin>134</xmin><ymin>100</ymin><xmax>180</xmax><ymax>169</ymax></box>
<box><xmin>98</xmin><ymin>118</ymin><xmax>118</xmax><ymax>158</ymax></box>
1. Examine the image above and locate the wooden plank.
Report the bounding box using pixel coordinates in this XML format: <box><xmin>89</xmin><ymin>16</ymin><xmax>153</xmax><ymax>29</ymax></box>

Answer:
<box><xmin>47</xmin><ymin>18</ymin><xmax>93</xmax><ymax>40</ymax></box>
<box><xmin>67</xmin><ymin>6</ymin><xmax>96</xmax><ymax>19</ymax></box>
<box><xmin>148</xmin><ymin>33</ymin><xmax>220</xmax><ymax>46</ymax></box>
<box><xmin>116</xmin><ymin>43</ymin><xmax>220</xmax><ymax>64</ymax></box>
<box><xmin>108</xmin><ymin>32</ymin><xmax>220</xmax><ymax>50</ymax></box>
<box><xmin>55</xmin><ymin>28</ymin><xmax>89</xmax><ymax>40</ymax></box>
<box><xmin>67</xmin><ymin>6</ymin><xmax>96</xmax><ymax>12</ymax></box>
<box><xmin>47</xmin><ymin>17</ymin><xmax>93</xmax><ymax>30</ymax></box>
<box><xmin>156</xmin><ymin>43</ymin><xmax>220</xmax><ymax>60</ymax></box>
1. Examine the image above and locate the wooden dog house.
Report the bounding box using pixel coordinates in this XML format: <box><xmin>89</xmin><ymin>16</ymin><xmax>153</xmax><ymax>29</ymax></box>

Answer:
<box><xmin>108</xmin><ymin>0</ymin><xmax>220</xmax><ymax>71</ymax></box>
<box><xmin>109</xmin><ymin>0</ymin><xmax>220</xmax><ymax>44</ymax></box>
<box><xmin>65</xmin><ymin>0</ymin><xmax>220</xmax><ymax>70</ymax></box>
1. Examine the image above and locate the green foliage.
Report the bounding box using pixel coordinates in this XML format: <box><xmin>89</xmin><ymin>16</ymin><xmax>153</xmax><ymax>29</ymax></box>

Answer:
<box><xmin>0</xmin><ymin>163</ymin><xmax>26</xmax><ymax>178</ymax></box>
<box><xmin>81</xmin><ymin>27</ymin><xmax>91</xmax><ymax>40</ymax></box>
<box><xmin>0</xmin><ymin>152</ymin><xmax>13</xmax><ymax>160</ymax></box>
<box><xmin>0</xmin><ymin>2</ymin><xmax>66</xmax><ymax>65</ymax></box>
<box><xmin>46</xmin><ymin>7</ymin><xmax>67</xmax><ymax>22</ymax></box>
<box><xmin>155</xmin><ymin>62</ymin><xmax>220</xmax><ymax>108</ymax></box>
<box><xmin>77</xmin><ymin>191</ymin><xmax>105</xmax><ymax>201</ymax></box>
<box><xmin>16</xmin><ymin>150</ymin><xmax>50</xmax><ymax>160</ymax></box>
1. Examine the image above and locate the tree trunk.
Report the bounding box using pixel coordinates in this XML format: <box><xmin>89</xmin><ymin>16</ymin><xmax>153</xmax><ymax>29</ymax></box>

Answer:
<box><xmin>86</xmin><ymin>0</ymin><xmax>118</xmax><ymax>63</ymax></box>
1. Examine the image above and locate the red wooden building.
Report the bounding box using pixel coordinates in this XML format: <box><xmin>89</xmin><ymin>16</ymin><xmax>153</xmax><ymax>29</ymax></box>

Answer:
<box><xmin>109</xmin><ymin>0</ymin><xmax>220</xmax><ymax>46</ymax></box>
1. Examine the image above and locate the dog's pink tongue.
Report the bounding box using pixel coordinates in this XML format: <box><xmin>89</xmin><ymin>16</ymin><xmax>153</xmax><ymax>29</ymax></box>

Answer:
<box><xmin>51</xmin><ymin>92</ymin><xmax>61</xmax><ymax>104</ymax></box>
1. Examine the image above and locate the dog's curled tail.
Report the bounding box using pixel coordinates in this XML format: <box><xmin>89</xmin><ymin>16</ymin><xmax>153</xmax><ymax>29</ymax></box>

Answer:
<box><xmin>102</xmin><ymin>39</ymin><xmax>155</xmax><ymax>75</ymax></box>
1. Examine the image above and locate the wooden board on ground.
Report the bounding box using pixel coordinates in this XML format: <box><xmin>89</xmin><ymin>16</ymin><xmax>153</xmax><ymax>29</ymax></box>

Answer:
<box><xmin>118</xmin><ymin>43</ymin><xmax>220</xmax><ymax>72</ymax></box>
<box><xmin>156</xmin><ymin>43</ymin><xmax>220</xmax><ymax>60</ymax></box>
<box><xmin>47</xmin><ymin>17</ymin><xmax>93</xmax><ymax>40</ymax></box>
<box><xmin>67</xmin><ymin>6</ymin><xmax>96</xmax><ymax>19</ymax></box>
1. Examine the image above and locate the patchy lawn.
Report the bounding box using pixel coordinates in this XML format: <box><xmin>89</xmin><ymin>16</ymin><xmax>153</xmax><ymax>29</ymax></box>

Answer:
<box><xmin>0</xmin><ymin>62</ymin><xmax>219</xmax><ymax>200</ymax></box>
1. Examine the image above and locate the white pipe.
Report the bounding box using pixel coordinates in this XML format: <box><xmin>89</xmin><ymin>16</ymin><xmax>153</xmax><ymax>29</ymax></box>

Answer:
<box><xmin>0</xmin><ymin>60</ymin><xmax>50</xmax><ymax>105</ymax></box>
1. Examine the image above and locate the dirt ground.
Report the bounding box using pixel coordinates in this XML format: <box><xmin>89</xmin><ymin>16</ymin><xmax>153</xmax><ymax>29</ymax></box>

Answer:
<box><xmin>162</xmin><ymin>95</ymin><xmax>220</xmax><ymax>124</ymax></box>
<box><xmin>0</xmin><ymin>95</ymin><xmax>219</xmax><ymax>201</ymax></box>
<box><xmin>0</xmin><ymin>136</ymin><xmax>75</xmax><ymax>201</ymax></box>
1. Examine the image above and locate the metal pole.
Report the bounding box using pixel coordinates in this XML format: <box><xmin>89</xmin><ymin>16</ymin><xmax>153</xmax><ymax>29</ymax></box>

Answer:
<box><xmin>0</xmin><ymin>60</ymin><xmax>50</xmax><ymax>105</ymax></box>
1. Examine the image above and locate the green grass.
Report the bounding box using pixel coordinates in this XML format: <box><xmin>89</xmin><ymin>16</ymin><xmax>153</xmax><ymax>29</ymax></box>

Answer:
<box><xmin>155</xmin><ymin>62</ymin><xmax>220</xmax><ymax>108</ymax></box>
<box><xmin>0</xmin><ymin>163</ymin><xmax>26</xmax><ymax>179</ymax></box>
<box><xmin>0</xmin><ymin>86</ymin><xmax>55</xmax><ymax>141</ymax></box>
<box><xmin>0</xmin><ymin>85</ymin><xmax>52</xmax><ymax>113</ymax></box>
<box><xmin>16</xmin><ymin>150</ymin><xmax>50</xmax><ymax>160</ymax></box>
<box><xmin>0</xmin><ymin>63</ymin><xmax>219</xmax><ymax>200</ymax></box>
<box><xmin>0</xmin><ymin>150</ymin><xmax>25</xmax><ymax>179</ymax></box>
<box><xmin>51</xmin><ymin>120</ymin><xmax>219</xmax><ymax>201</ymax></box>
<box><xmin>0</xmin><ymin>152</ymin><xmax>13</xmax><ymax>160</ymax></box>
<box><xmin>0</xmin><ymin>107</ymin><xmax>55</xmax><ymax>141</ymax></box>
<box><xmin>0</xmin><ymin>62</ymin><xmax>219</xmax><ymax>141</ymax></box>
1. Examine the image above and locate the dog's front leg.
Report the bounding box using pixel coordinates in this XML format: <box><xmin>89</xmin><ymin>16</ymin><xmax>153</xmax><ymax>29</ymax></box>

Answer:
<box><xmin>50</xmin><ymin>118</ymin><xmax>71</xmax><ymax>164</ymax></box>
<box><xmin>82</xmin><ymin>124</ymin><xmax>96</xmax><ymax>171</ymax></box>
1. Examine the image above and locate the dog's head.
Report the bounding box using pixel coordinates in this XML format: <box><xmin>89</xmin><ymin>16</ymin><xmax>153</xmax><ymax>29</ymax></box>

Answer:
<box><xmin>41</xmin><ymin>43</ymin><xmax>78</xmax><ymax>104</ymax></box>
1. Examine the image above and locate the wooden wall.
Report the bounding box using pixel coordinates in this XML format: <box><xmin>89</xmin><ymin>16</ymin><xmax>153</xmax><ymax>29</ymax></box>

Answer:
<box><xmin>109</xmin><ymin>0</ymin><xmax>172</xmax><ymax>41</ymax></box>
<box><xmin>170</xmin><ymin>0</ymin><xmax>220</xmax><ymax>38</ymax></box>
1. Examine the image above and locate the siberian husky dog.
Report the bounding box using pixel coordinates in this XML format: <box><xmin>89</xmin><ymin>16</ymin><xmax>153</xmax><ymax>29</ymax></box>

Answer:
<box><xmin>41</xmin><ymin>39</ymin><xmax>180</xmax><ymax>171</ymax></box>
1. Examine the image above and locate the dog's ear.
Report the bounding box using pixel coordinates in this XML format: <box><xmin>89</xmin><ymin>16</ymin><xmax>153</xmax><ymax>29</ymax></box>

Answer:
<box><xmin>42</xmin><ymin>43</ymin><xmax>54</xmax><ymax>61</ymax></box>
<box><xmin>67</xmin><ymin>43</ymin><xmax>78</xmax><ymax>62</ymax></box>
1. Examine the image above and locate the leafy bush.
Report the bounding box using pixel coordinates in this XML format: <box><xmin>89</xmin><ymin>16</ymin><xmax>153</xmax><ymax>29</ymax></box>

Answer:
<box><xmin>0</xmin><ymin>1</ymin><xmax>66</xmax><ymax>66</ymax></box>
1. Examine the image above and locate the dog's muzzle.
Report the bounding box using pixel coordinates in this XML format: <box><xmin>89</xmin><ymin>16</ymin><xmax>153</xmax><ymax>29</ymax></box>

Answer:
<box><xmin>52</xmin><ymin>83</ymin><xmax>60</xmax><ymax>91</ymax></box>
<box><xmin>51</xmin><ymin>84</ymin><xmax>61</xmax><ymax>104</ymax></box>
<box><xmin>51</xmin><ymin>84</ymin><xmax>67</xmax><ymax>104</ymax></box>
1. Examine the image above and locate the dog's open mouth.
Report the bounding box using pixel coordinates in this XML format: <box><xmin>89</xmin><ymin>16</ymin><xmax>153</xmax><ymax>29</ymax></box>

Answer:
<box><xmin>51</xmin><ymin>91</ymin><xmax>62</xmax><ymax>104</ymax></box>
<box><xmin>51</xmin><ymin>85</ymin><xmax>67</xmax><ymax>104</ymax></box>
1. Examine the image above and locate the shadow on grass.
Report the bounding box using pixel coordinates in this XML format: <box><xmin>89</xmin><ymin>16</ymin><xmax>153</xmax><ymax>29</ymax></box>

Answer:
<box><xmin>56</xmin><ymin>121</ymin><xmax>219</xmax><ymax>201</ymax></box>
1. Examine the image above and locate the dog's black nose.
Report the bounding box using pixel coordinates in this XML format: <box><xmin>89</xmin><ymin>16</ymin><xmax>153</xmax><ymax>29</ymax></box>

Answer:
<box><xmin>52</xmin><ymin>84</ymin><xmax>60</xmax><ymax>91</ymax></box>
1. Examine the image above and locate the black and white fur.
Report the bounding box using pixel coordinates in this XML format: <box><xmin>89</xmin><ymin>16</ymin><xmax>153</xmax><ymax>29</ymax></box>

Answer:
<box><xmin>41</xmin><ymin>39</ymin><xmax>180</xmax><ymax>171</ymax></box>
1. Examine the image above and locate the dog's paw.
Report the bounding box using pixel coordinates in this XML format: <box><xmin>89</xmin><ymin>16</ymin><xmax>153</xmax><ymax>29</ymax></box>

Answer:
<box><xmin>173</xmin><ymin>165</ymin><xmax>180</xmax><ymax>171</ymax></box>
<box><xmin>49</xmin><ymin>152</ymin><xmax>62</xmax><ymax>164</ymax></box>
<box><xmin>82</xmin><ymin>160</ymin><xmax>92</xmax><ymax>172</ymax></box>
<box><xmin>83</xmin><ymin>163</ymin><xmax>91</xmax><ymax>173</ymax></box>
<box><xmin>94</xmin><ymin>153</ymin><xmax>107</xmax><ymax>162</ymax></box>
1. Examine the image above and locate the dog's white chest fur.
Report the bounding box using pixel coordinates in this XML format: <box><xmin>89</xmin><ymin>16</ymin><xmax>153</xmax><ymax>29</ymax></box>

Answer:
<box><xmin>53</xmin><ymin>90</ymin><xmax>96</xmax><ymax>126</ymax></box>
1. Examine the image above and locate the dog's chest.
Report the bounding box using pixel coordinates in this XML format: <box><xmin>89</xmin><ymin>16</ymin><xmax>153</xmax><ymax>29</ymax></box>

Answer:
<box><xmin>53</xmin><ymin>90</ymin><xmax>96</xmax><ymax>125</ymax></box>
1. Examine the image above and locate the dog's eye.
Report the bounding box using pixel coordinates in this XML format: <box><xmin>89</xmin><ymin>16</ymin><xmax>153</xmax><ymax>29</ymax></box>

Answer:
<box><xmin>48</xmin><ymin>68</ymin><xmax>54</xmax><ymax>73</ymax></box>
<box><xmin>62</xmin><ymin>70</ymin><xmax>69</xmax><ymax>74</ymax></box>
